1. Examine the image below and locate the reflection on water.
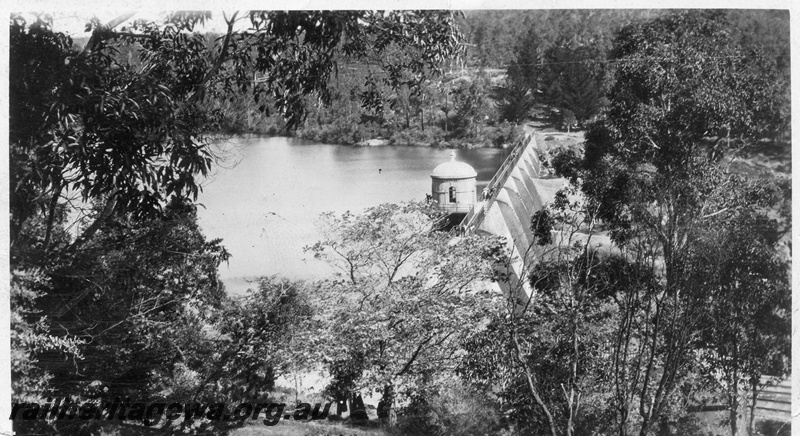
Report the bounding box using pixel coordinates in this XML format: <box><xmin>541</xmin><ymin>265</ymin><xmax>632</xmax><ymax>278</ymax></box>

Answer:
<box><xmin>197</xmin><ymin>135</ymin><xmax>508</xmax><ymax>295</ymax></box>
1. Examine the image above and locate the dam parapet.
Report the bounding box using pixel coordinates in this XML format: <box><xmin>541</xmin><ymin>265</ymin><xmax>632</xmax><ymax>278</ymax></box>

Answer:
<box><xmin>459</xmin><ymin>128</ymin><xmax>569</xmax><ymax>299</ymax></box>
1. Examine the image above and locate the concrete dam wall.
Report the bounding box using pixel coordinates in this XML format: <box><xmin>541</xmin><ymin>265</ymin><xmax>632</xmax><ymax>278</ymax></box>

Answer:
<box><xmin>461</xmin><ymin>129</ymin><xmax>568</xmax><ymax>298</ymax></box>
<box><xmin>478</xmin><ymin>135</ymin><xmax>566</xmax><ymax>256</ymax></box>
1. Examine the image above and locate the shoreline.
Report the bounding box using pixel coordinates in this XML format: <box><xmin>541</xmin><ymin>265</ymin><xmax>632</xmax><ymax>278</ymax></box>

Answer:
<box><xmin>216</xmin><ymin>130</ymin><xmax>513</xmax><ymax>149</ymax></box>
<box><xmin>216</xmin><ymin>121</ymin><xmax>542</xmax><ymax>149</ymax></box>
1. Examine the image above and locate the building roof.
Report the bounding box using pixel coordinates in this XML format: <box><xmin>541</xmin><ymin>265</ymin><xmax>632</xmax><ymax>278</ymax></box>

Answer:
<box><xmin>431</xmin><ymin>151</ymin><xmax>477</xmax><ymax>179</ymax></box>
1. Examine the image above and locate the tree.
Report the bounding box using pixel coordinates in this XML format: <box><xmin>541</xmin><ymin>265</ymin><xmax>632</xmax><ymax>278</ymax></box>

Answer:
<box><xmin>306</xmin><ymin>201</ymin><xmax>503</xmax><ymax>421</ymax></box>
<box><xmin>10</xmin><ymin>269</ymin><xmax>83</xmax><ymax>402</ymax></box>
<box><xmin>597</xmin><ymin>10</ymin><xmax>784</xmax><ymax>175</ymax></box>
<box><xmin>450</xmin><ymin>78</ymin><xmax>489</xmax><ymax>138</ymax></box>
<box><xmin>506</xmin><ymin>27</ymin><xmax>543</xmax><ymax>92</ymax></box>
<box><xmin>539</xmin><ymin>44</ymin><xmax>607</xmax><ymax>125</ymax></box>
<box><xmin>561</xmin><ymin>109</ymin><xmax>576</xmax><ymax>133</ymax></box>
<box><xmin>560</xmin><ymin>11</ymin><xmax>789</xmax><ymax>436</ymax></box>
<box><xmin>190</xmin><ymin>277</ymin><xmax>319</xmax><ymax>404</ymax></box>
<box><xmin>34</xmin><ymin>198</ymin><xmax>229</xmax><ymax>400</ymax></box>
<box><xmin>10</xmin><ymin>13</ymin><xmax>220</xmax><ymax>254</ymax></box>
<box><xmin>492</xmin><ymin>84</ymin><xmax>536</xmax><ymax>124</ymax></box>
<box><xmin>694</xmin><ymin>207</ymin><xmax>790</xmax><ymax>436</ymax></box>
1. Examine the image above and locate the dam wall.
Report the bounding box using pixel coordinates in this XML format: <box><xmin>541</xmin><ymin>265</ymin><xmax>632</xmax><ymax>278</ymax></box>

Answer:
<box><xmin>461</xmin><ymin>129</ymin><xmax>568</xmax><ymax>300</ymax></box>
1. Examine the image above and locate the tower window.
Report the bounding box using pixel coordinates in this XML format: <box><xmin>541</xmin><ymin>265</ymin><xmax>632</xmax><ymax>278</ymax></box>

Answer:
<box><xmin>449</xmin><ymin>186</ymin><xmax>457</xmax><ymax>203</ymax></box>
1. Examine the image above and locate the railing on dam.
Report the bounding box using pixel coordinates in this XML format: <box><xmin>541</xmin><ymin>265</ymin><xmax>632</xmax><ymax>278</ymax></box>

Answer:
<box><xmin>459</xmin><ymin>129</ymin><xmax>534</xmax><ymax>234</ymax></box>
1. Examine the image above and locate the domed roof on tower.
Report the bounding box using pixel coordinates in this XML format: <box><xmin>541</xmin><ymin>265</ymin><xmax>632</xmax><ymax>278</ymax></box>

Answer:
<box><xmin>431</xmin><ymin>151</ymin><xmax>477</xmax><ymax>179</ymax></box>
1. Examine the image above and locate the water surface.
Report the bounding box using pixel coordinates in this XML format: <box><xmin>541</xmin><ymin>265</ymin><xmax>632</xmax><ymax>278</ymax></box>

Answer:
<box><xmin>197</xmin><ymin>136</ymin><xmax>507</xmax><ymax>294</ymax></box>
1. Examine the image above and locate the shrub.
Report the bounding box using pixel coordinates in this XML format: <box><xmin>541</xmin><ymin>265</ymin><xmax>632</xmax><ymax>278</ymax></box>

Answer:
<box><xmin>391</xmin><ymin>379</ymin><xmax>503</xmax><ymax>436</ymax></box>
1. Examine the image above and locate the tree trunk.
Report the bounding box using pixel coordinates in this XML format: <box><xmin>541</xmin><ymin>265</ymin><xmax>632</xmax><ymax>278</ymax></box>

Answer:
<box><xmin>730</xmin><ymin>397</ymin><xmax>739</xmax><ymax>436</ymax></box>
<box><xmin>43</xmin><ymin>183</ymin><xmax>63</xmax><ymax>252</ymax></box>
<box><xmin>444</xmin><ymin>92</ymin><xmax>449</xmax><ymax>133</ymax></box>
<box><xmin>66</xmin><ymin>193</ymin><xmax>118</xmax><ymax>254</ymax></box>
<box><xmin>729</xmin><ymin>345</ymin><xmax>740</xmax><ymax>436</ymax></box>
<box><xmin>513</xmin><ymin>334</ymin><xmax>558</xmax><ymax>436</ymax></box>
<box><xmin>379</xmin><ymin>384</ymin><xmax>397</xmax><ymax>427</ymax></box>
<box><xmin>618</xmin><ymin>408</ymin><xmax>629</xmax><ymax>436</ymax></box>
<box><xmin>564</xmin><ymin>311</ymin><xmax>580</xmax><ymax>436</ymax></box>
<box><xmin>747</xmin><ymin>376</ymin><xmax>758</xmax><ymax>436</ymax></box>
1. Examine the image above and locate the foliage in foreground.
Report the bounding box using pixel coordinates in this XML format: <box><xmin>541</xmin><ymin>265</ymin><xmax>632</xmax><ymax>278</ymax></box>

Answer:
<box><xmin>306</xmin><ymin>201</ymin><xmax>505</xmax><ymax>417</ymax></box>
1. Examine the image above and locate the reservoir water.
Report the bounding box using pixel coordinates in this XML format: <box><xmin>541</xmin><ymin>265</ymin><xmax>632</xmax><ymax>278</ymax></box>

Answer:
<box><xmin>197</xmin><ymin>135</ymin><xmax>508</xmax><ymax>295</ymax></box>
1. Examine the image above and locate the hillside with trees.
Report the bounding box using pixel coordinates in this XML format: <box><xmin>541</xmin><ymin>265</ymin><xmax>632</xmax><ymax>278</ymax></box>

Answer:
<box><xmin>199</xmin><ymin>9</ymin><xmax>790</xmax><ymax>149</ymax></box>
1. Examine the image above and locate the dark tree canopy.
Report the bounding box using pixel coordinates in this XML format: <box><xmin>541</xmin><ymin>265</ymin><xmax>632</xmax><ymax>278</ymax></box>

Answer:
<box><xmin>36</xmin><ymin>198</ymin><xmax>229</xmax><ymax>398</ymax></box>
<box><xmin>539</xmin><ymin>44</ymin><xmax>607</xmax><ymax>123</ymax></box>
<box><xmin>603</xmin><ymin>11</ymin><xmax>784</xmax><ymax>167</ymax></box>
<box><xmin>573</xmin><ymin>10</ymin><xmax>787</xmax><ymax>234</ymax></box>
